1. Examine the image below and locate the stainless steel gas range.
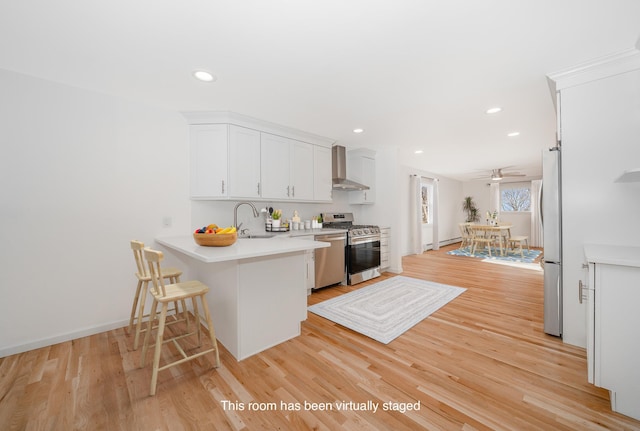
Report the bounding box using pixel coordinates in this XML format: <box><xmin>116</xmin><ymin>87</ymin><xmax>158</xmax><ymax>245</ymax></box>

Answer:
<box><xmin>322</xmin><ymin>213</ymin><xmax>381</xmax><ymax>285</ymax></box>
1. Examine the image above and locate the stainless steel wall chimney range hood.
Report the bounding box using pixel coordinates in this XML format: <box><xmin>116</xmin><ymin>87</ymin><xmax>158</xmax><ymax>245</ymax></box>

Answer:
<box><xmin>332</xmin><ymin>145</ymin><xmax>370</xmax><ymax>191</ymax></box>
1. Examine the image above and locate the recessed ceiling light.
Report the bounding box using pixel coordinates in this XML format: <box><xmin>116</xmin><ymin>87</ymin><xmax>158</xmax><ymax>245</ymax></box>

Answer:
<box><xmin>193</xmin><ymin>70</ymin><xmax>216</xmax><ymax>82</ymax></box>
<box><xmin>486</xmin><ymin>107</ymin><xmax>502</xmax><ymax>114</ymax></box>
<box><xmin>415</xmin><ymin>150</ymin><xmax>424</xmax><ymax>154</ymax></box>
<box><xmin>507</xmin><ymin>132</ymin><xmax>520</xmax><ymax>137</ymax></box>
<box><xmin>353</xmin><ymin>128</ymin><xmax>364</xmax><ymax>133</ymax></box>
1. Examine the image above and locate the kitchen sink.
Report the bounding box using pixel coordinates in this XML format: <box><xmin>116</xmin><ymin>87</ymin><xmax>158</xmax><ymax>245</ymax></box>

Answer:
<box><xmin>240</xmin><ymin>234</ymin><xmax>275</xmax><ymax>239</ymax></box>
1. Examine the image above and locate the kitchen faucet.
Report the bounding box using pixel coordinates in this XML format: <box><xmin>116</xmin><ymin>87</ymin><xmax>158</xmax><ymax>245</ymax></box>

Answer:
<box><xmin>233</xmin><ymin>202</ymin><xmax>260</xmax><ymax>230</ymax></box>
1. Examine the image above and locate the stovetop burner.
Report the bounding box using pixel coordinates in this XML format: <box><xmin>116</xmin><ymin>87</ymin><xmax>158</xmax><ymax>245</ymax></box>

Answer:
<box><xmin>322</xmin><ymin>213</ymin><xmax>380</xmax><ymax>237</ymax></box>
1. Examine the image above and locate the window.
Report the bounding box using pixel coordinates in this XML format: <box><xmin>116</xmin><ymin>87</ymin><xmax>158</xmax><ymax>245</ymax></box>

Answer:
<box><xmin>421</xmin><ymin>183</ymin><xmax>433</xmax><ymax>223</ymax></box>
<box><xmin>500</xmin><ymin>182</ymin><xmax>531</xmax><ymax>212</ymax></box>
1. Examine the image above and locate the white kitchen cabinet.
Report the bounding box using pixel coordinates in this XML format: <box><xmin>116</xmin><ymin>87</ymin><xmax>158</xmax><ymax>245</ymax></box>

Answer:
<box><xmin>261</xmin><ymin>132</ymin><xmax>314</xmax><ymax>201</ymax></box>
<box><xmin>261</xmin><ymin>133</ymin><xmax>291</xmax><ymax>199</ymax></box>
<box><xmin>313</xmin><ymin>145</ymin><xmax>332</xmax><ymax>201</ymax></box>
<box><xmin>348</xmin><ymin>149</ymin><xmax>376</xmax><ymax>204</ymax></box>
<box><xmin>189</xmin><ymin>124</ymin><xmax>228</xmax><ymax>199</ymax></box>
<box><xmin>184</xmin><ymin>111</ymin><xmax>335</xmax><ymax>202</ymax></box>
<box><xmin>291</xmin><ymin>140</ymin><xmax>314</xmax><ymax>200</ymax></box>
<box><xmin>305</xmin><ymin>249</ymin><xmax>315</xmax><ymax>296</ymax></box>
<box><xmin>228</xmin><ymin>125</ymin><xmax>261</xmax><ymax>198</ymax></box>
<box><xmin>584</xmin><ymin>244</ymin><xmax>640</xmax><ymax>421</ymax></box>
<box><xmin>380</xmin><ymin>227</ymin><xmax>390</xmax><ymax>271</ymax></box>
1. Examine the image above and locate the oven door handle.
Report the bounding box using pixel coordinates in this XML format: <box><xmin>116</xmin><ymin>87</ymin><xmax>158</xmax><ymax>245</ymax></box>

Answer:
<box><xmin>350</xmin><ymin>236</ymin><xmax>380</xmax><ymax>245</ymax></box>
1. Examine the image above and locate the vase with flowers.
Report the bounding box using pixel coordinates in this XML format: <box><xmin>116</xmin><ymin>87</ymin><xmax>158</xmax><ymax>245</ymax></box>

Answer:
<box><xmin>486</xmin><ymin>210</ymin><xmax>499</xmax><ymax>225</ymax></box>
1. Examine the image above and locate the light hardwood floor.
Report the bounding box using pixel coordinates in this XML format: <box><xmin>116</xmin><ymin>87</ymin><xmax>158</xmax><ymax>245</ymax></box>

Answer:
<box><xmin>2</xmin><ymin>245</ymin><xmax>639</xmax><ymax>430</ymax></box>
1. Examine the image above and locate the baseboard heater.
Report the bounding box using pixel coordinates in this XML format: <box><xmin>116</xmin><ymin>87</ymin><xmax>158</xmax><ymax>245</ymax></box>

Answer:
<box><xmin>423</xmin><ymin>237</ymin><xmax>461</xmax><ymax>251</ymax></box>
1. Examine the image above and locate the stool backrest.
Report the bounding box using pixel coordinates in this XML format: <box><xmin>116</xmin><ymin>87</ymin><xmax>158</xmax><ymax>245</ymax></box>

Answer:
<box><xmin>131</xmin><ymin>240</ymin><xmax>150</xmax><ymax>279</ymax></box>
<box><xmin>143</xmin><ymin>248</ymin><xmax>167</xmax><ymax>297</ymax></box>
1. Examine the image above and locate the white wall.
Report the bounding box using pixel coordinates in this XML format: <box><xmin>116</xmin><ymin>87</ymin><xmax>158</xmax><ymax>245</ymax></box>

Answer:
<box><xmin>559</xmin><ymin>66</ymin><xmax>640</xmax><ymax>347</ymax></box>
<box><xmin>0</xmin><ymin>69</ymin><xmax>191</xmax><ymax>356</ymax></box>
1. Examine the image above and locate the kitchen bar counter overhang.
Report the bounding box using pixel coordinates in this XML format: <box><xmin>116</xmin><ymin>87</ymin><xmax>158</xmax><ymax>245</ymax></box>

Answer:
<box><xmin>156</xmin><ymin>235</ymin><xmax>329</xmax><ymax>360</ymax></box>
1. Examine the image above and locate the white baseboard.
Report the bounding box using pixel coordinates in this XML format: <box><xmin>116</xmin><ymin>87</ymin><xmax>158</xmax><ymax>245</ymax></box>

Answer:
<box><xmin>0</xmin><ymin>319</ymin><xmax>129</xmax><ymax>358</ymax></box>
<box><xmin>423</xmin><ymin>237</ymin><xmax>461</xmax><ymax>251</ymax></box>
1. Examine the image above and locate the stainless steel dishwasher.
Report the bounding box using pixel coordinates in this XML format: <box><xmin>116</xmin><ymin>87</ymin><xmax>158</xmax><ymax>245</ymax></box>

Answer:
<box><xmin>314</xmin><ymin>233</ymin><xmax>346</xmax><ymax>289</ymax></box>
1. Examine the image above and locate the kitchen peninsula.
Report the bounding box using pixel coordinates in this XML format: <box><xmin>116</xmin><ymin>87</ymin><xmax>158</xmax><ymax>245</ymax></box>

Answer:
<box><xmin>156</xmin><ymin>235</ymin><xmax>329</xmax><ymax>360</ymax></box>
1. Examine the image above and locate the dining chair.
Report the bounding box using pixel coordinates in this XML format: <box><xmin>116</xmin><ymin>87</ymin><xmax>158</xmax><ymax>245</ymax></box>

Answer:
<box><xmin>470</xmin><ymin>226</ymin><xmax>493</xmax><ymax>257</ymax></box>
<box><xmin>129</xmin><ymin>240</ymin><xmax>186</xmax><ymax>350</ymax></box>
<box><xmin>458</xmin><ymin>223</ymin><xmax>473</xmax><ymax>249</ymax></box>
<box><xmin>140</xmin><ymin>247</ymin><xmax>220</xmax><ymax>396</ymax></box>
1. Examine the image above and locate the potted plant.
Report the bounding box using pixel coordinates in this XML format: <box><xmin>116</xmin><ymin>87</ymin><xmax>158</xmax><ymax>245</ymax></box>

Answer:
<box><xmin>272</xmin><ymin>209</ymin><xmax>282</xmax><ymax>228</ymax></box>
<box><xmin>462</xmin><ymin>196</ymin><xmax>480</xmax><ymax>223</ymax></box>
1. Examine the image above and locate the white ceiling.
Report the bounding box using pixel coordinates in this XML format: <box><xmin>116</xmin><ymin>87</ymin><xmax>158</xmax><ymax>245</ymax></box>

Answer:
<box><xmin>1</xmin><ymin>1</ymin><xmax>639</xmax><ymax>181</ymax></box>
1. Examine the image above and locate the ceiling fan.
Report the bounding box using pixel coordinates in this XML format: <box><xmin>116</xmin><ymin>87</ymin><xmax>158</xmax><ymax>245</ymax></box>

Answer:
<box><xmin>474</xmin><ymin>167</ymin><xmax>526</xmax><ymax>181</ymax></box>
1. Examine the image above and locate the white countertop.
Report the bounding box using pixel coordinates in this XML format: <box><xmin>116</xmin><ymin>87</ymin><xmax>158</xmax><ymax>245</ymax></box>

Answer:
<box><xmin>156</xmin><ymin>235</ymin><xmax>329</xmax><ymax>264</ymax></box>
<box><xmin>584</xmin><ymin>244</ymin><xmax>640</xmax><ymax>268</ymax></box>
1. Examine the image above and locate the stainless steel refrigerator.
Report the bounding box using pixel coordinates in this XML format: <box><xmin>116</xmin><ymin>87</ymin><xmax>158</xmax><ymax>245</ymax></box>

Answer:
<box><xmin>542</xmin><ymin>147</ymin><xmax>562</xmax><ymax>336</ymax></box>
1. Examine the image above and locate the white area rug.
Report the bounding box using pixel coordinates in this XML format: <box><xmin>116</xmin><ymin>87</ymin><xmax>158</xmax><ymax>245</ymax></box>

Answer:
<box><xmin>308</xmin><ymin>276</ymin><xmax>466</xmax><ymax>344</ymax></box>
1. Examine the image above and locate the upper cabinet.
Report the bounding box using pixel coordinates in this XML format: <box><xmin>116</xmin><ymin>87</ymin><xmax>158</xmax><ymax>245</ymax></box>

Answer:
<box><xmin>313</xmin><ymin>146</ymin><xmax>332</xmax><ymax>201</ymax></box>
<box><xmin>348</xmin><ymin>148</ymin><xmax>376</xmax><ymax>204</ymax></box>
<box><xmin>260</xmin><ymin>133</ymin><xmax>315</xmax><ymax>200</ymax></box>
<box><xmin>184</xmin><ymin>111</ymin><xmax>333</xmax><ymax>202</ymax></box>
<box><xmin>228</xmin><ymin>125</ymin><xmax>261</xmax><ymax>198</ymax></box>
<box><xmin>189</xmin><ymin>124</ymin><xmax>228</xmax><ymax>199</ymax></box>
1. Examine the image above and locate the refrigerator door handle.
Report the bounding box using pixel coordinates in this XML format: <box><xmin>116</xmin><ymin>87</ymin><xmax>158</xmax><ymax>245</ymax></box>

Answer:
<box><xmin>579</xmin><ymin>280</ymin><xmax>584</xmax><ymax>304</ymax></box>
<box><xmin>539</xmin><ymin>186</ymin><xmax>544</xmax><ymax>227</ymax></box>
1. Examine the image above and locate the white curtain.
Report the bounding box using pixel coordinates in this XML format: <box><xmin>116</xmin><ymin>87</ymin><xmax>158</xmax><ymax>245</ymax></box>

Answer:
<box><xmin>409</xmin><ymin>175</ymin><xmax>422</xmax><ymax>254</ymax></box>
<box><xmin>429</xmin><ymin>178</ymin><xmax>440</xmax><ymax>250</ymax></box>
<box><xmin>530</xmin><ymin>180</ymin><xmax>543</xmax><ymax>247</ymax></box>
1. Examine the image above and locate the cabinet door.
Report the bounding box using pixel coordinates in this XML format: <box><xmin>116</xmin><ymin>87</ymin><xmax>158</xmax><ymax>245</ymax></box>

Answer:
<box><xmin>380</xmin><ymin>227</ymin><xmax>390</xmax><ymax>270</ymax></box>
<box><xmin>190</xmin><ymin>124</ymin><xmax>228</xmax><ymax>198</ymax></box>
<box><xmin>596</xmin><ymin>263</ymin><xmax>640</xmax><ymax>418</ymax></box>
<box><xmin>260</xmin><ymin>133</ymin><xmax>291</xmax><ymax>199</ymax></box>
<box><xmin>314</xmin><ymin>146</ymin><xmax>332</xmax><ymax>201</ymax></box>
<box><xmin>348</xmin><ymin>154</ymin><xmax>376</xmax><ymax>204</ymax></box>
<box><xmin>228</xmin><ymin>125</ymin><xmax>261</xmax><ymax>198</ymax></box>
<box><xmin>291</xmin><ymin>140</ymin><xmax>314</xmax><ymax>200</ymax></box>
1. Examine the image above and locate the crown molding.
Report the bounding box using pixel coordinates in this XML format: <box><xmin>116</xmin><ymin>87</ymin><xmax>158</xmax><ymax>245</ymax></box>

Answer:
<box><xmin>181</xmin><ymin>111</ymin><xmax>335</xmax><ymax>147</ymax></box>
<box><xmin>547</xmin><ymin>48</ymin><xmax>640</xmax><ymax>93</ymax></box>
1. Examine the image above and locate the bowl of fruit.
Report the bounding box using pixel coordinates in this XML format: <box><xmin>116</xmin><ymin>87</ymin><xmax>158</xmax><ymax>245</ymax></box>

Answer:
<box><xmin>193</xmin><ymin>224</ymin><xmax>237</xmax><ymax>247</ymax></box>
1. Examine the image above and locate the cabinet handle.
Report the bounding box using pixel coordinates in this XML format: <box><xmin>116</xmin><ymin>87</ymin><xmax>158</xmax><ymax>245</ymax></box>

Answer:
<box><xmin>257</xmin><ymin>182</ymin><xmax>260</xmax><ymax>195</ymax></box>
<box><xmin>579</xmin><ymin>280</ymin><xmax>584</xmax><ymax>304</ymax></box>
<box><xmin>292</xmin><ymin>186</ymin><xmax>295</xmax><ymax>197</ymax></box>
<box><xmin>221</xmin><ymin>180</ymin><xmax>225</xmax><ymax>194</ymax></box>
<box><xmin>287</xmin><ymin>185</ymin><xmax>290</xmax><ymax>197</ymax></box>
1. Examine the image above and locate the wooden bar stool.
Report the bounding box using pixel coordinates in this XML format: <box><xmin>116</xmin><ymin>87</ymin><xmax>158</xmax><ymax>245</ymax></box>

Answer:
<box><xmin>507</xmin><ymin>235</ymin><xmax>530</xmax><ymax>258</ymax></box>
<box><xmin>140</xmin><ymin>247</ymin><xmax>220</xmax><ymax>396</ymax></box>
<box><xmin>129</xmin><ymin>240</ymin><xmax>186</xmax><ymax>350</ymax></box>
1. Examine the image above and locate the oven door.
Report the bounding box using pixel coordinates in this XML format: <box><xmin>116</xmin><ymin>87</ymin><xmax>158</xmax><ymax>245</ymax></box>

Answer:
<box><xmin>347</xmin><ymin>236</ymin><xmax>381</xmax><ymax>285</ymax></box>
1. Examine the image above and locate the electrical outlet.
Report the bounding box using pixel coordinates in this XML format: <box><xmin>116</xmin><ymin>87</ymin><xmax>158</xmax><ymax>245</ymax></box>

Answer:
<box><xmin>162</xmin><ymin>217</ymin><xmax>172</xmax><ymax>227</ymax></box>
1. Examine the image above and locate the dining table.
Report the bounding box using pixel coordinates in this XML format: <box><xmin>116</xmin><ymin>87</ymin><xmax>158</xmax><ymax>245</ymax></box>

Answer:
<box><xmin>468</xmin><ymin>224</ymin><xmax>513</xmax><ymax>256</ymax></box>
